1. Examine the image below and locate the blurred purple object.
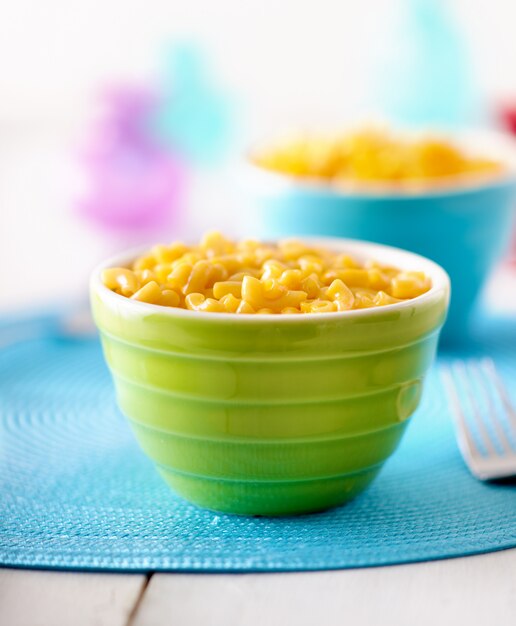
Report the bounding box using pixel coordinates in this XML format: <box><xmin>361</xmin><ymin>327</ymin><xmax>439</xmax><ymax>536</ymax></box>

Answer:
<box><xmin>80</xmin><ymin>87</ymin><xmax>185</xmax><ymax>239</ymax></box>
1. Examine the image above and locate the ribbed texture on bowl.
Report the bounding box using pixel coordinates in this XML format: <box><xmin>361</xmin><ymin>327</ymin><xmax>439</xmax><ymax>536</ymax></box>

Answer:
<box><xmin>92</xmin><ymin>273</ymin><xmax>448</xmax><ymax>515</ymax></box>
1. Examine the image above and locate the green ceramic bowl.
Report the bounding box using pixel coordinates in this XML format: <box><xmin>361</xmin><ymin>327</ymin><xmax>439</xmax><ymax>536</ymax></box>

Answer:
<box><xmin>91</xmin><ymin>238</ymin><xmax>450</xmax><ymax>516</ymax></box>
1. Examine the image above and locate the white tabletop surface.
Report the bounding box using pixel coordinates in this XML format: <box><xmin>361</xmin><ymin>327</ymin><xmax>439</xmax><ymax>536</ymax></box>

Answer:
<box><xmin>1</xmin><ymin>127</ymin><xmax>516</xmax><ymax>625</ymax></box>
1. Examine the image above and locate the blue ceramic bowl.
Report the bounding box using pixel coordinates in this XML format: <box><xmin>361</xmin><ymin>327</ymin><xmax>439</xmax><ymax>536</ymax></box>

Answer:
<box><xmin>245</xmin><ymin>131</ymin><xmax>516</xmax><ymax>343</ymax></box>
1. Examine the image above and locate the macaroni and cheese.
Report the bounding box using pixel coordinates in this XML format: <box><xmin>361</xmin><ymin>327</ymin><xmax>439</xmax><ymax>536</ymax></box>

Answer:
<box><xmin>101</xmin><ymin>233</ymin><xmax>432</xmax><ymax>314</ymax></box>
<box><xmin>253</xmin><ymin>128</ymin><xmax>503</xmax><ymax>185</ymax></box>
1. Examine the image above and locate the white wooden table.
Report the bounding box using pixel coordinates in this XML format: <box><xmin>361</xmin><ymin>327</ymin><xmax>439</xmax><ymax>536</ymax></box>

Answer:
<box><xmin>1</xmin><ymin>549</ymin><xmax>516</xmax><ymax>626</ymax></box>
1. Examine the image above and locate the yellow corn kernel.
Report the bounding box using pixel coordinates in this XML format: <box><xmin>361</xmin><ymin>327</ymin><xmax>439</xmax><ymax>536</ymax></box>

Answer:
<box><xmin>258</xmin><ymin>307</ymin><xmax>275</xmax><ymax>314</ymax></box>
<box><xmin>159</xmin><ymin>289</ymin><xmax>181</xmax><ymax>307</ymax></box>
<box><xmin>102</xmin><ymin>268</ymin><xmax>140</xmax><ymax>296</ymax></box>
<box><xmin>213</xmin><ymin>281</ymin><xmax>242</xmax><ymax>299</ymax></box>
<box><xmin>130</xmin><ymin>281</ymin><xmax>162</xmax><ymax>304</ymax></box>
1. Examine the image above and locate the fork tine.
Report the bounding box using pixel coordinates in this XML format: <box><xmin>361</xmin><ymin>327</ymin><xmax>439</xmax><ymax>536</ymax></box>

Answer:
<box><xmin>440</xmin><ymin>365</ymin><xmax>482</xmax><ymax>461</ymax></box>
<box><xmin>481</xmin><ymin>358</ymin><xmax>516</xmax><ymax>437</ymax></box>
<box><xmin>469</xmin><ymin>360</ymin><xmax>512</xmax><ymax>454</ymax></box>
<box><xmin>452</xmin><ymin>361</ymin><xmax>498</xmax><ymax>456</ymax></box>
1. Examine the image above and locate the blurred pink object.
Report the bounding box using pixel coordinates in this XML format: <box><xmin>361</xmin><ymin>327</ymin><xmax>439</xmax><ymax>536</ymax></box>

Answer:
<box><xmin>79</xmin><ymin>87</ymin><xmax>185</xmax><ymax>242</ymax></box>
<box><xmin>498</xmin><ymin>102</ymin><xmax>516</xmax><ymax>265</ymax></box>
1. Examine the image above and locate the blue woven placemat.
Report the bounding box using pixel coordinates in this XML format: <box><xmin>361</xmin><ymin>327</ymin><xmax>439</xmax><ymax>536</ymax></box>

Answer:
<box><xmin>1</xmin><ymin>314</ymin><xmax>515</xmax><ymax>572</ymax></box>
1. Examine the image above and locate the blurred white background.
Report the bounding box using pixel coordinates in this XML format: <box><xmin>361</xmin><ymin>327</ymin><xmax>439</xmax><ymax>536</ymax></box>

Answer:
<box><xmin>3</xmin><ymin>0</ymin><xmax>516</xmax><ymax>124</ymax></box>
<box><xmin>1</xmin><ymin>0</ymin><xmax>516</xmax><ymax>311</ymax></box>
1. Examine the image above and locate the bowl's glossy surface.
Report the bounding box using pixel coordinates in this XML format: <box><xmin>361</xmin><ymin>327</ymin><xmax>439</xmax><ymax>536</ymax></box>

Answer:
<box><xmin>245</xmin><ymin>131</ymin><xmax>516</xmax><ymax>343</ymax></box>
<box><xmin>91</xmin><ymin>238</ymin><xmax>450</xmax><ymax>515</ymax></box>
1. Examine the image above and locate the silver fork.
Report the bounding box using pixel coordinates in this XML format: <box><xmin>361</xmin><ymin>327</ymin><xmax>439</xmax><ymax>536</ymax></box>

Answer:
<box><xmin>441</xmin><ymin>358</ymin><xmax>516</xmax><ymax>480</ymax></box>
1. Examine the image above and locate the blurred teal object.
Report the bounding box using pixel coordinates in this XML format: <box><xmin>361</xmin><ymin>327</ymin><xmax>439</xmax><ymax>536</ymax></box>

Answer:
<box><xmin>245</xmin><ymin>132</ymin><xmax>516</xmax><ymax>344</ymax></box>
<box><xmin>374</xmin><ymin>0</ymin><xmax>479</xmax><ymax>126</ymax></box>
<box><xmin>151</xmin><ymin>43</ymin><xmax>234</xmax><ymax>164</ymax></box>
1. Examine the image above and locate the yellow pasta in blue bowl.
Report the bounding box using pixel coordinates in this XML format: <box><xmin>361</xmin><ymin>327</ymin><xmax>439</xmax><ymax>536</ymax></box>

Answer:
<box><xmin>244</xmin><ymin>128</ymin><xmax>516</xmax><ymax>342</ymax></box>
